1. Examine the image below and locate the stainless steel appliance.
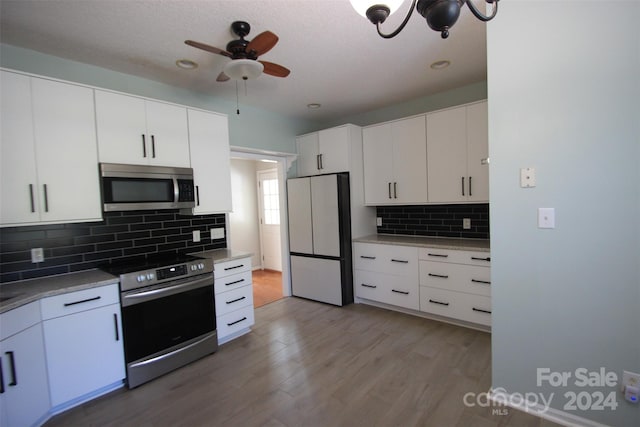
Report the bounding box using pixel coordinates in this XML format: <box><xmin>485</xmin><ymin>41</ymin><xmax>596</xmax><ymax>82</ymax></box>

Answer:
<box><xmin>102</xmin><ymin>254</ymin><xmax>217</xmax><ymax>388</ymax></box>
<box><xmin>100</xmin><ymin>163</ymin><xmax>196</xmax><ymax>212</ymax></box>
<box><xmin>287</xmin><ymin>173</ymin><xmax>353</xmax><ymax>306</ymax></box>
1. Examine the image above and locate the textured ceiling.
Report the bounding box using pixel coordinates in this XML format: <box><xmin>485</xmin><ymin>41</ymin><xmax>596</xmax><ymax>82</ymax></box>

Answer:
<box><xmin>0</xmin><ymin>0</ymin><xmax>488</xmax><ymax>122</ymax></box>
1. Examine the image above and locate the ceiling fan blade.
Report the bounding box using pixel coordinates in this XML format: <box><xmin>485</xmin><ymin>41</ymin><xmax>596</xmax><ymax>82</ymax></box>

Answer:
<box><xmin>185</xmin><ymin>40</ymin><xmax>232</xmax><ymax>58</ymax></box>
<box><xmin>247</xmin><ymin>31</ymin><xmax>278</xmax><ymax>56</ymax></box>
<box><xmin>260</xmin><ymin>61</ymin><xmax>290</xmax><ymax>78</ymax></box>
<box><xmin>216</xmin><ymin>72</ymin><xmax>230</xmax><ymax>82</ymax></box>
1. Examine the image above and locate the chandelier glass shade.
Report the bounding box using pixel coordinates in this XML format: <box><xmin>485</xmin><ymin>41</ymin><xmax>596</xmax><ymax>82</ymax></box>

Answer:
<box><xmin>223</xmin><ymin>59</ymin><xmax>264</xmax><ymax>80</ymax></box>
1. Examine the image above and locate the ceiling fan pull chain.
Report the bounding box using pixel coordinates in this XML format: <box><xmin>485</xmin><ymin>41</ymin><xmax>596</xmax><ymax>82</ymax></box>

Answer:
<box><xmin>236</xmin><ymin>80</ymin><xmax>240</xmax><ymax>115</ymax></box>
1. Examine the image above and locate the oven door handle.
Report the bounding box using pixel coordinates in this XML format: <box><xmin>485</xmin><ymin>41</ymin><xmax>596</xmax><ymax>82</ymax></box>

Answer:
<box><xmin>121</xmin><ymin>275</ymin><xmax>212</xmax><ymax>307</ymax></box>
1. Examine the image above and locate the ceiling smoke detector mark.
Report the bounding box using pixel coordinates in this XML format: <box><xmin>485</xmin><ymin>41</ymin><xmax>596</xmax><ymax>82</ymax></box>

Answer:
<box><xmin>307</xmin><ymin>103</ymin><xmax>321</xmax><ymax>110</ymax></box>
<box><xmin>430</xmin><ymin>60</ymin><xmax>451</xmax><ymax>70</ymax></box>
<box><xmin>176</xmin><ymin>59</ymin><xmax>198</xmax><ymax>70</ymax></box>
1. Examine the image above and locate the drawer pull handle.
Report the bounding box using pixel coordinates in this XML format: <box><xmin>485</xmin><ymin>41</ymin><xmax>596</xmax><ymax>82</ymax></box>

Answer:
<box><xmin>429</xmin><ymin>299</ymin><xmax>449</xmax><ymax>306</ymax></box>
<box><xmin>360</xmin><ymin>255</ymin><xmax>376</xmax><ymax>260</ymax></box>
<box><xmin>224</xmin><ymin>264</ymin><xmax>244</xmax><ymax>271</ymax></box>
<box><xmin>225</xmin><ymin>279</ymin><xmax>245</xmax><ymax>286</ymax></box>
<box><xmin>227</xmin><ymin>317</ymin><xmax>247</xmax><ymax>327</ymax></box>
<box><xmin>226</xmin><ymin>296</ymin><xmax>246</xmax><ymax>304</ymax></box>
<box><xmin>64</xmin><ymin>295</ymin><xmax>101</xmax><ymax>307</ymax></box>
<box><xmin>361</xmin><ymin>284</ymin><xmax>377</xmax><ymax>289</ymax></box>
<box><xmin>391</xmin><ymin>289</ymin><xmax>409</xmax><ymax>295</ymax></box>
<box><xmin>471</xmin><ymin>279</ymin><xmax>491</xmax><ymax>285</ymax></box>
<box><xmin>5</xmin><ymin>351</ymin><xmax>17</xmax><ymax>386</ymax></box>
<box><xmin>427</xmin><ymin>253</ymin><xmax>448</xmax><ymax>258</ymax></box>
<box><xmin>391</xmin><ymin>259</ymin><xmax>409</xmax><ymax>264</ymax></box>
<box><xmin>428</xmin><ymin>273</ymin><xmax>449</xmax><ymax>279</ymax></box>
<box><xmin>471</xmin><ymin>256</ymin><xmax>491</xmax><ymax>262</ymax></box>
<box><xmin>472</xmin><ymin>307</ymin><xmax>492</xmax><ymax>314</ymax></box>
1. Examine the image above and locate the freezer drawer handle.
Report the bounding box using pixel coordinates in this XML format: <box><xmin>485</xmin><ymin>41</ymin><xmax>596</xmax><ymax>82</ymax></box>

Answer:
<box><xmin>225</xmin><ymin>279</ymin><xmax>245</xmax><ymax>286</ymax></box>
<box><xmin>64</xmin><ymin>295</ymin><xmax>101</xmax><ymax>307</ymax></box>
<box><xmin>471</xmin><ymin>256</ymin><xmax>491</xmax><ymax>262</ymax></box>
<box><xmin>360</xmin><ymin>256</ymin><xmax>376</xmax><ymax>260</ymax></box>
<box><xmin>429</xmin><ymin>299</ymin><xmax>449</xmax><ymax>306</ymax></box>
<box><xmin>427</xmin><ymin>253</ymin><xmax>448</xmax><ymax>258</ymax></box>
<box><xmin>391</xmin><ymin>289</ymin><xmax>409</xmax><ymax>295</ymax></box>
<box><xmin>224</xmin><ymin>264</ymin><xmax>244</xmax><ymax>271</ymax></box>
<box><xmin>5</xmin><ymin>351</ymin><xmax>17</xmax><ymax>386</ymax></box>
<box><xmin>428</xmin><ymin>273</ymin><xmax>449</xmax><ymax>279</ymax></box>
<box><xmin>227</xmin><ymin>317</ymin><xmax>247</xmax><ymax>327</ymax></box>
<box><xmin>226</xmin><ymin>296</ymin><xmax>246</xmax><ymax>304</ymax></box>
<box><xmin>471</xmin><ymin>279</ymin><xmax>491</xmax><ymax>285</ymax></box>
<box><xmin>391</xmin><ymin>259</ymin><xmax>409</xmax><ymax>264</ymax></box>
<box><xmin>472</xmin><ymin>307</ymin><xmax>492</xmax><ymax>314</ymax></box>
<box><xmin>361</xmin><ymin>283</ymin><xmax>377</xmax><ymax>289</ymax></box>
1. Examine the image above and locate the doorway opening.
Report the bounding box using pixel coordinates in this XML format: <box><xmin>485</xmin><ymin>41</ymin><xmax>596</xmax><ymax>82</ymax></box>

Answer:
<box><xmin>228</xmin><ymin>148</ymin><xmax>294</xmax><ymax>309</ymax></box>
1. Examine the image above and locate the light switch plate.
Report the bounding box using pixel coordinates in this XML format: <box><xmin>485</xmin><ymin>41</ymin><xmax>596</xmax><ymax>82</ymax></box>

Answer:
<box><xmin>538</xmin><ymin>208</ymin><xmax>555</xmax><ymax>229</ymax></box>
<box><xmin>31</xmin><ymin>247</ymin><xmax>44</xmax><ymax>263</ymax></box>
<box><xmin>521</xmin><ymin>167</ymin><xmax>536</xmax><ymax>188</ymax></box>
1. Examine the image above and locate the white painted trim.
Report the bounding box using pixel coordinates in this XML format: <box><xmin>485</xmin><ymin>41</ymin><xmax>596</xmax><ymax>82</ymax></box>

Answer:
<box><xmin>489</xmin><ymin>389</ymin><xmax>611</xmax><ymax>427</ymax></box>
<box><xmin>230</xmin><ymin>145</ymin><xmax>297</xmax><ymax>172</ymax></box>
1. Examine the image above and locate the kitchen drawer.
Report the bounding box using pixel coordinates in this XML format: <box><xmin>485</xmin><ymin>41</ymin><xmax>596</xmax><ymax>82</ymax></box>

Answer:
<box><xmin>420</xmin><ymin>286</ymin><xmax>492</xmax><ymax>326</ymax></box>
<box><xmin>418</xmin><ymin>248</ymin><xmax>491</xmax><ymax>267</ymax></box>
<box><xmin>354</xmin><ymin>269</ymin><xmax>386</xmax><ymax>302</ymax></box>
<box><xmin>217</xmin><ymin>305</ymin><xmax>255</xmax><ymax>340</ymax></box>
<box><xmin>354</xmin><ymin>269</ymin><xmax>419</xmax><ymax>310</ymax></box>
<box><xmin>419</xmin><ymin>261</ymin><xmax>491</xmax><ymax>297</ymax></box>
<box><xmin>214</xmin><ymin>257</ymin><xmax>252</xmax><ymax>280</ymax></box>
<box><xmin>215</xmin><ymin>285</ymin><xmax>253</xmax><ymax>317</ymax></box>
<box><xmin>214</xmin><ymin>270</ymin><xmax>252</xmax><ymax>294</ymax></box>
<box><xmin>41</xmin><ymin>284</ymin><xmax>119</xmax><ymax>320</ymax></box>
<box><xmin>0</xmin><ymin>301</ymin><xmax>41</xmax><ymax>340</ymax></box>
<box><xmin>354</xmin><ymin>242</ymin><xmax>418</xmax><ymax>277</ymax></box>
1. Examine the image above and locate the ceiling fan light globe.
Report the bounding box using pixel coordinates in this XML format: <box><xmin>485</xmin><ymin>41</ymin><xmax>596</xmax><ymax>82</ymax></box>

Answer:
<box><xmin>417</xmin><ymin>0</ymin><xmax>462</xmax><ymax>33</ymax></box>
<box><xmin>350</xmin><ymin>0</ymin><xmax>404</xmax><ymax>19</ymax></box>
<box><xmin>224</xmin><ymin>59</ymin><xmax>264</xmax><ymax>80</ymax></box>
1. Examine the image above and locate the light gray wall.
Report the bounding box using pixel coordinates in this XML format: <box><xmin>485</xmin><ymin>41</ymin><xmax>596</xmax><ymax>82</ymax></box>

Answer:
<box><xmin>0</xmin><ymin>44</ymin><xmax>315</xmax><ymax>153</ymax></box>
<box><xmin>229</xmin><ymin>159</ymin><xmax>261</xmax><ymax>267</ymax></box>
<box><xmin>488</xmin><ymin>2</ymin><xmax>639</xmax><ymax>425</ymax></box>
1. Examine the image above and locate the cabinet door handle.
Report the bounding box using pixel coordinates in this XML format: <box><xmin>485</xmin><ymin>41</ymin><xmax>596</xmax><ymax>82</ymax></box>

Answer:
<box><xmin>316</xmin><ymin>154</ymin><xmax>321</xmax><ymax>170</ymax></box>
<box><xmin>43</xmin><ymin>184</ymin><xmax>49</xmax><ymax>212</ymax></box>
<box><xmin>142</xmin><ymin>134</ymin><xmax>147</xmax><ymax>157</ymax></box>
<box><xmin>360</xmin><ymin>255</ymin><xmax>376</xmax><ymax>260</ymax></box>
<box><xmin>394</xmin><ymin>182</ymin><xmax>398</xmax><ymax>199</ymax></box>
<box><xmin>388</xmin><ymin>182</ymin><xmax>392</xmax><ymax>199</ymax></box>
<box><xmin>428</xmin><ymin>273</ymin><xmax>449</xmax><ymax>279</ymax></box>
<box><xmin>224</xmin><ymin>264</ymin><xmax>244</xmax><ymax>271</ymax></box>
<box><xmin>472</xmin><ymin>307</ymin><xmax>492</xmax><ymax>314</ymax></box>
<box><xmin>114</xmin><ymin>313</ymin><xmax>120</xmax><ymax>341</ymax></box>
<box><xmin>361</xmin><ymin>283</ymin><xmax>377</xmax><ymax>289</ymax></box>
<box><xmin>427</xmin><ymin>253</ymin><xmax>448</xmax><ymax>258</ymax></box>
<box><xmin>151</xmin><ymin>135</ymin><xmax>156</xmax><ymax>158</ymax></box>
<box><xmin>29</xmin><ymin>184</ymin><xmax>36</xmax><ymax>213</ymax></box>
<box><xmin>461</xmin><ymin>177</ymin><xmax>465</xmax><ymax>196</ymax></box>
<box><xmin>319</xmin><ymin>153</ymin><xmax>323</xmax><ymax>169</ymax></box>
<box><xmin>0</xmin><ymin>356</ymin><xmax>4</xmax><ymax>393</ymax></box>
<box><xmin>471</xmin><ymin>256</ymin><xmax>491</xmax><ymax>262</ymax></box>
<box><xmin>63</xmin><ymin>295</ymin><xmax>101</xmax><ymax>307</ymax></box>
<box><xmin>227</xmin><ymin>316</ymin><xmax>247</xmax><ymax>327</ymax></box>
<box><xmin>226</xmin><ymin>296</ymin><xmax>246</xmax><ymax>305</ymax></box>
<box><xmin>469</xmin><ymin>176</ymin><xmax>472</xmax><ymax>196</ymax></box>
<box><xmin>429</xmin><ymin>299</ymin><xmax>449</xmax><ymax>306</ymax></box>
<box><xmin>471</xmin><ymin>279</ymin><xmax>491</xmax><ymax>285</ymax></box>
<box><xmin>196</xmin><ymin>185</ymin><xmax>200</xmax><ymax>206</ymax></box>
<box><xmin>5</xmin><ymin>351</ymin><xmax>17</xmax><ymax>386</ymax></box>
<box><xmin>225</xmin><ymin>279</ymin><xmax>245</xmax><ymax>286</ymax></box>
<box><xmin>391</xmin><ymin>259</ymin><xmax>409</xmax><ymax>264</ymax></box>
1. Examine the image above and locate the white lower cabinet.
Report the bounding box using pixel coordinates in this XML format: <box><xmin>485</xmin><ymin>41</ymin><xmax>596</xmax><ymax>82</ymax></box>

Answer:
<box><xmin>214</xmin><ymin>257</ymin><xmax>254</xmax><ymax>344</ymax></box>
<box><xmin>41</xmin><ymin>284</ymin><xmax>125</xmax><ymax>408</ymax></box>
<box><xmin>418</xmin><ymin>248</ymin><xmax>492</xmax><ymax>326</ymax></box>
<box><xmin>353</xmin><ymin>243</ymin><xmax>419</xmax><ymax>310</ymax></box>
<box><xmin>0</xmin><ymin>302</ymin><xmax>50</xmax><ymax>427</ymax></box>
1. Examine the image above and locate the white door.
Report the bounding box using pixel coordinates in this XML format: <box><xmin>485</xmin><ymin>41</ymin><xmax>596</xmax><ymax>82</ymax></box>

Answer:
<box><xmin>257</xmin><ymin>169</ymin><xmax>282</xmax><ymax>271</ymax></box>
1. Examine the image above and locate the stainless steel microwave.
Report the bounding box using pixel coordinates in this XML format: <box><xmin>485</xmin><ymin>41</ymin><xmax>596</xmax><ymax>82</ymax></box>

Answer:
<box><xmin>100</xmin><ymin>163</ymin><xmax>196</xmax><ymax>212</ymax></box>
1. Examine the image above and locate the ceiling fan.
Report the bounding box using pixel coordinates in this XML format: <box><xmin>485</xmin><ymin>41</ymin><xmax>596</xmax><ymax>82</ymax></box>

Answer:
<box><xmin>185</xmin><ymin>21</ymin><xmax>290</xmax><ymax>82</ymax></box>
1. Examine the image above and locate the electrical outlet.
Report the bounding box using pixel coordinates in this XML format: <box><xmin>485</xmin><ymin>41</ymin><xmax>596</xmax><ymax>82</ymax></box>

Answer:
<box><xmin>192</xmin><ymin>230</ymin><xmax>201</xmax><ymax>242</ymax></box>
<box><xmin>31</xmin><ymin>248</ymin><xmax>44</xmax><ymax>263</ymax></box>
<box><xmin>463</xmin><ymin>218</ymin><xmax>471</xmax><ymax>229</ymax></box>
<box><xmin>376</xmin><ymin>217</ymin><xmax>383</xmax><ymax>227</ymax></box>
<box><xmin>210</xmin><ymin>228</ymin><xmax>225</xmax><ymax>240</ymax></box>
<box><xmin>622</xmin><ymin>370</ymin><xmax>640</xmax><ymax>392</ymax></box>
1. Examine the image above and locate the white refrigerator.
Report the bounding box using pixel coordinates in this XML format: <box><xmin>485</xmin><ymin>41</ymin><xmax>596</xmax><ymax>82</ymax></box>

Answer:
<box><xmin>287</xmin><ymin>173</ymin><xmax>353</xmax><ymax>306</ymax></box>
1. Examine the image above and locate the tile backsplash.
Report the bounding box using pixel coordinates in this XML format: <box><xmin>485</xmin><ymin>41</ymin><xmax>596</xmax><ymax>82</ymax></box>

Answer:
<box><xmin>0</xmin><ymin>210</ymin><xmax>226</xmax><ymax>283</ymax></box>
<box><xmin>377</xmin><ymin>204</ymin><xmax>489</xmax><ymax>239</ymax></box>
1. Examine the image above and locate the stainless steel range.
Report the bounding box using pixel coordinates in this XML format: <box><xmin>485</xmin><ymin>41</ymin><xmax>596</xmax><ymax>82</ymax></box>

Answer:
<box><xmin>102</xmin><ymin>254</ymin><xmax>217</xmax><ymax>388</ymax></box>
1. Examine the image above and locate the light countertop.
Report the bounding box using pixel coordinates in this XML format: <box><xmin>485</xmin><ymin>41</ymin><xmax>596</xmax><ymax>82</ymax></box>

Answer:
<box><xmin>354</xmin><ymin>234</ymin><xmax>490</xmax><ymax>252</ymax></box>
<box><xmin>190</xmin><ymin>248</ymin><xmax>253</xmax><ymax>264</ymax></box>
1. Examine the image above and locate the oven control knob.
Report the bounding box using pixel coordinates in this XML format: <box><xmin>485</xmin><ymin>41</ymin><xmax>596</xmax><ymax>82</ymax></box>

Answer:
<box><xmin>137</xmin><ymin>275</ymin><xmax>146</xmax><ymax>282</ymax></box>
<box><xmin>198</xmin><ymin>263</ymin><xmax>204</xmax><ymax>270</ymax></box>
<box><xmin>147</xmin><ymin>273</ymin><xmax>155</xmax><ymax>280</ymax></box>
<box><xmin>190</xmin><ymin>265</ymin><xmax>197</xmax><ymax>271</ymax></box>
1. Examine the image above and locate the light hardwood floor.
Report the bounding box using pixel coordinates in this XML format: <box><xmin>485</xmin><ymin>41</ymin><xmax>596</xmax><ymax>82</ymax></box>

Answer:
<box><xmin>253</xmin><ymin>269</ymin><xmax>283</xmax><ymax>308</ymax></box>
<box><xmin>46</xmin><ymin>298</ymin><xmax>560</xmax><ymax>427</ymax></box>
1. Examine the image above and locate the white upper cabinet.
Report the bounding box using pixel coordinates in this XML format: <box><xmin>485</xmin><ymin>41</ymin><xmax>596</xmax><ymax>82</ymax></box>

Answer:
<box><xmin>0</xmin><ymin>71</ymin><xmax>102</xmax><ymax>226</ymax></box>
<box><xmin>296</xmin><ymin>125</ymin><xmax>352</xmax><ymax>176</ymax></box>
<box><xmin>427</xmin><ymin>101</ymin><xmax>489</xmax><ymax>203</ymax></box>
<box><xmin>187</xmin><ymin>109</ymin><xmax>232</xmax><ymax>214</ymax></box>
<box><xmin>95</xmin><ymin>90</ymin><xmax>191</xmax><ymax>167</ymax></box>
<box><xmin>363</xmin><ymin>115</ymin><xmax>428</xmax><ymax>205</ymax></box>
